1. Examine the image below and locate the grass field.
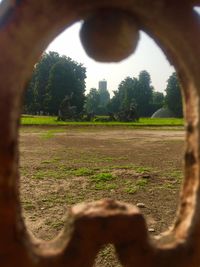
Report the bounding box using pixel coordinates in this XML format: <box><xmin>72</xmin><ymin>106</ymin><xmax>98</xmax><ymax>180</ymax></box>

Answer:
<box><xmin>21</xmin><ymin>115</ymin><xmax>184</xmax><ymax>127</ymax></box>
<box><xmin>20</xmin><ymin>126</ymin><xmax>184</xmax><ymax>267</ymax></box>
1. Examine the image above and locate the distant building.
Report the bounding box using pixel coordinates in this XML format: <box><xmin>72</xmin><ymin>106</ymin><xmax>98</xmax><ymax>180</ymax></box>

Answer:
<box><xmin>151</xmin><ymin>107</ymin><xmax>175</xmax><ymax>118</ymax></box>
<box><xmin>98</xmin><ymin>79</ymin><xmax>110</xmax><ymax>107</ymax></box>
<box><xmin>98</xmin><ymin>79</ymin><xmax>107</xmax><ymax>91</ymax></box>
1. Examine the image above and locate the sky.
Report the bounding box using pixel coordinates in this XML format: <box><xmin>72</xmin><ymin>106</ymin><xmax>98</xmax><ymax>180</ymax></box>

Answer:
<box><xmin>46</xmin><ymin>23</ymin><xmax>174</xmax><ymax>95</ymax></box>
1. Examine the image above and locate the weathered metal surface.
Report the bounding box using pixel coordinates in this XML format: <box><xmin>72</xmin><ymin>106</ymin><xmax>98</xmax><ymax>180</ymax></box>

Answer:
<box><xmin>0</xmin><ymin>0</ymin><xmax>200</xmax><ymax>266</ymax></box>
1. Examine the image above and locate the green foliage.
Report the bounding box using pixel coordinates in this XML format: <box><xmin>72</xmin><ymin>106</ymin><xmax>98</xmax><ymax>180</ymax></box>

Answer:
<box><xmin>151</xmin><ymin>91</ymin><xmax>165</xmax><ymax>114</ymax></box>
<box><xmin>24</xmin><ymin>51</ymin><xmax>86</xmax><ymax>117</ymax></box>
<box><xmin>165</xmin><ymin>72</ymin><xmax>183</xmax><ymax>117</ymax></box>
<box><xmin>24</xmin><ymin>52</ymin><xmax>60</xmax><ymax>113</ymax></box>
<box><xmin>137</xmin><ymin>70</ymin><xmax>153</xmax><ymax>116</ymax></box>
<box><xmin>117</xmin><ymin>99</ymin><xmax>139</xmax><ymax>122</ymax></box>
<box><xmin>152</xmin><ymin>92</ymin><xmax>164</xmax><ymax>107</ymax></box>
<box><xmin>108</xmin><ymin>70</ymin><xmax>154</xmax><ymax>118</ymax></box>
<box><xmin>85</xmin><ymin>88</ymin><xmax>100</xmax><ymax>114</ymax></box>
<box><xmin>85</xmin><ymin>87</ymin><xmax>110</xmax><ymax>115</ymax></box>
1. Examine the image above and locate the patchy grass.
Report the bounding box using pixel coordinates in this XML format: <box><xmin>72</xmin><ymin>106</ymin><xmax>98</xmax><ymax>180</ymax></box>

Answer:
<box><xmin>20</xmin><ymin>125</ymin><xmax>184</xmax><ymax>266</ymax></box>
<box><xmin>71</xmin><ymin>167</ymin><xmax>94</xmax><ymax>176</ymax></box>
<box><xmin>40</xmin><ymin>194</ymin><xmax>68</xmax><ymax>206</ymax></box>
<box><xmin>135</xmin><ymin>166</ymin><xmax>153</xmax><ymax>173</ymax></box>
<box><xmin>41</xmin><ymin>131</ymin><xmax>55</xmax><ymax>139</ymax></box>
<box><xmin>41</xmin><ymin>158</ymin><xmax>62</xmax><ymax>164</ymax></box>
<box><xmin>20</xmin><ymin>167</ymin><xmax>29</xmax><ymax>176</ymax></box>
<box><xmin>110</xmin><ymin>165</ymin><xmax>153</xmax><ymax>173</ymax></box>
<box><xmin>168</xmin><ymin>170</ymin><xmax>183</xmax><ymax>180</ymax></box>
<box><xmin>89</xmin><ymin>172</ymin><xmax>117</xmax><ymax>191</ymax></box>
<box><xmin>136</xmin><ymin>178</ymin><xmax>149</xmax><ymax>188</ymax></box>
<box><xmin>100</xmin><ymin>157</ymin><xmax>115</xmax><ymax>162</ymax></box>
<box><xmin>32</xmin><ymin>169</ymin><xmax>67</xmax><ymax>180</ymax></box>
<box><xmin>111</xmin><ymin>164</ymin><xmax>135</xmax><ymax>170</ymax></box>
<box><xmin>100</xmin><ymin>156</ymin><xmax>128</xmax><ymax>162</ymax></box>
<box><xmin>124</xmin><ymin>186</ymin><xmax>138</xmax><ymax>194</ymax></box>
<box><xmin>91</xmin><ymin>172</ymin><xmax>115</xmax><ymax>182</ymax></box>
<box><xmin>94</xmin><ymin>182</ymin><xmax>118</xmax><ymax>191</ymax></box>
<box><xmin>123</xmin><ymin>178</ymin><xmax>148</xmax><ymax>194</ymax></box>
<box><xmin>162</xmin><ymin>183</ymin><xmax>176</xmax><ymax>189</ymax></box>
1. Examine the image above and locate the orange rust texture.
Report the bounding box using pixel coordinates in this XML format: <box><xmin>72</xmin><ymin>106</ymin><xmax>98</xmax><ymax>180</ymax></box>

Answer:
<box><xmin>0</xmin><ymin>0</ymin><xmax>200</xmax><ymax>267</ymax></box>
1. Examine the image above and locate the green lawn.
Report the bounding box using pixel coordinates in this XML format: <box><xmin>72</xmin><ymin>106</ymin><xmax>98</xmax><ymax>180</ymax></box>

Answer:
<box><xmin>21</xmin><ymin>115</ymin><xmax>184</xmax><ymax>127</ymax></box>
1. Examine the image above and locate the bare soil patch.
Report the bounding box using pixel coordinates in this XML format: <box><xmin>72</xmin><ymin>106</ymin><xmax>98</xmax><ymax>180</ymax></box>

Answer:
<box><xmin>20</xmin><ymin>126</ymin><xmax>184</xmax><ymax>266</ymax></box>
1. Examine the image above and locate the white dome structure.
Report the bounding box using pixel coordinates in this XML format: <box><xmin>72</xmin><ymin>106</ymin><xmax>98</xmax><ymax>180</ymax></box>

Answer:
<box><xmin>151</xmin><ymin>107</ymin><xmax>175</xmax><ymax>118</ymax></box>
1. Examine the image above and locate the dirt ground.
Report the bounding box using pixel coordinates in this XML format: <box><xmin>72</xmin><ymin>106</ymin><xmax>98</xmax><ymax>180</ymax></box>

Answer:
<box><xmin>19</xmin><ymin>126</ymin><xmax>184</xmax><ymax>266</ymax></box>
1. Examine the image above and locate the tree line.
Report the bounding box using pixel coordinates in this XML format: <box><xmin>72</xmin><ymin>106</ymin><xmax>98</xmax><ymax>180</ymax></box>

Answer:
<box><xmin>85</xmin><ymin>71</ymin><xmax>182</xmax><ymax>120</ymax></box>
<box><xmin>24</xmin><ymin>51</ymin><xmax>86</xmax><ymax>117</ymax></box>
<box><xmin>24</xmin><ymin>51</ymin><xmax>183</xmax><ymax>121</ymax></box>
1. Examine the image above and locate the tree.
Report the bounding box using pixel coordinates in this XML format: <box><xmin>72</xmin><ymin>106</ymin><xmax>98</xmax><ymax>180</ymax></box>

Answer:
<box><xmin>136</xmin><ymin>70</ymin><xmax>153</xmax><ymax>116</ymax></box>
<box><xmin>107</xmin><ymin>76</ymin><xmax>139</xmax><ymax>121</ymax></box>
<box><xmin>150</xmin><ymin>91</ymin><xmax>165</xmax><ymax>115</ymax></box>
<box><xmin>85</xmin><ymin>88</ymin><xmax>100</xmax><ymax>114</ymax></box>
<box><xmin>108</xmin><ymin>76</ymin><xmax>137</xmax><ymax>113</ymax></box>
<box><xmin>58</xmin><ymin>95</ymin><xmax>79</xmax><ymax>121</ymax></box>
<box><xmin>30</xmin><ymin>51</ymin><xmax>60</xmax><ymax>113</ymax></box>
<box><xmin>107</xmin><ymin>90</ymin><xmax>120</xmax><ymax>113</ymax></box>
<box><xmin>165</xmin><ymin>72</ymin><xmax>183</xmax><ymax>117</ymax></box>
<box><xmin>152</xmin><ymin>92</ymin><xmax>164</xmax><ymax>107</ymax></box>
<box><xmin>24</xmin><ymin>51</ymin><xmax>86</xmax><ymax>116</ymax></box>
<box><xmin>117</xmin><ymin>98</ymin><xmax>139</xmax><ymax>122</ymax></box>
<box><xmin>23</xmin><ymin>71</ymin><xmax>37</xmax><ymax>113</ymax></box>
<box><xmin>118</xmin><ymin>77</ymin><xmax>137</xmax><ymax>111</ymax></box>
<box><xmin>108</xmin><ymin>70</ymin><xmax>153</xmax><ymax>118</ymax></box>
<box><xmin>46</xmin><ymin>57</ymin><xmax>86</xmax><ymax>115</ymax></box>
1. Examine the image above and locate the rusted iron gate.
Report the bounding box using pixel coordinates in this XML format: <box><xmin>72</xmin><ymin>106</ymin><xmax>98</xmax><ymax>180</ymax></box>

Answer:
<box><xmin>0</xmin><ymin>0</ymin><xmax>200</xmax><ymax>266</ymax></box>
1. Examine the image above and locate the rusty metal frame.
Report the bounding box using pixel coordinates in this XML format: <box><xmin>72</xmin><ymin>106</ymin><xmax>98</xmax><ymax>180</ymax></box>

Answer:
<box><xmin>0</xmin><ymin>1</ymin><xmax>200</xmax><ymax>266</ymax></box>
